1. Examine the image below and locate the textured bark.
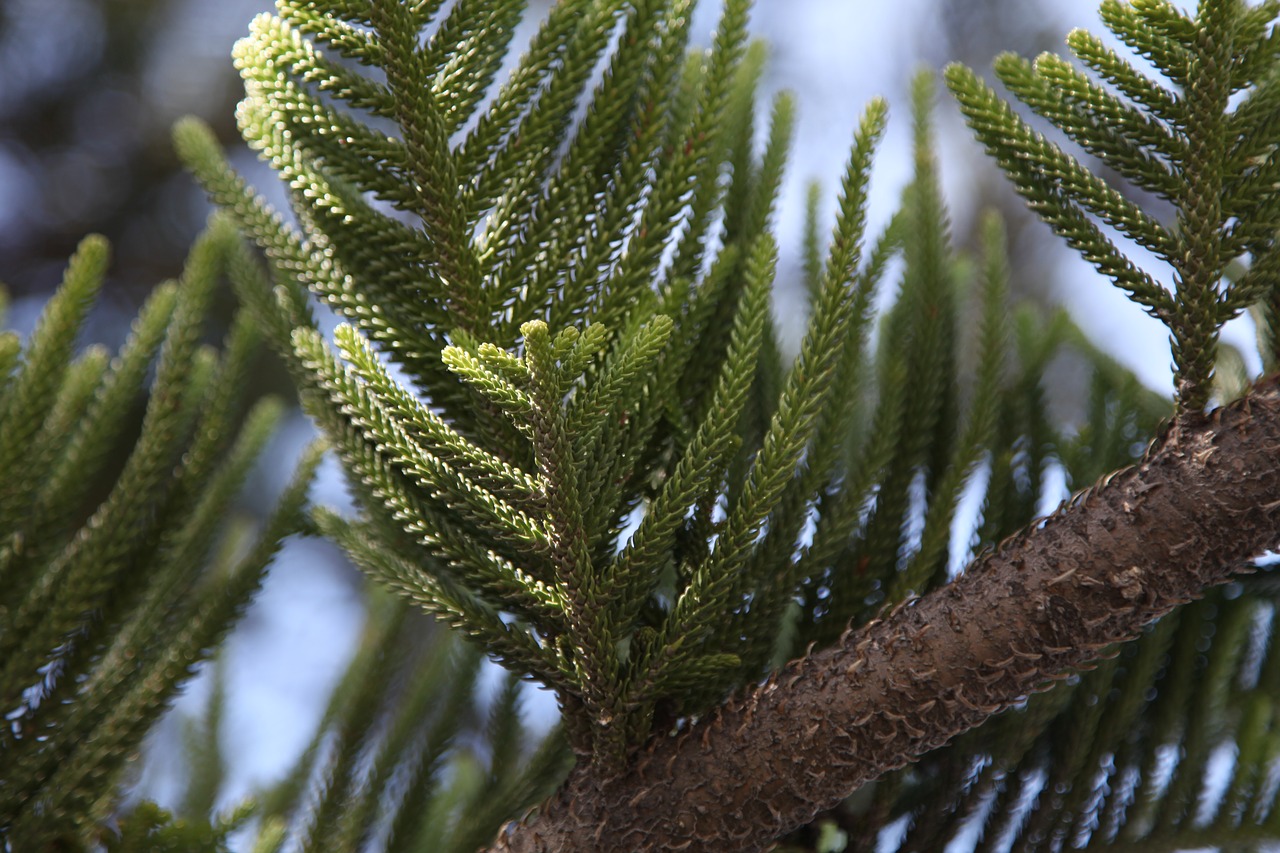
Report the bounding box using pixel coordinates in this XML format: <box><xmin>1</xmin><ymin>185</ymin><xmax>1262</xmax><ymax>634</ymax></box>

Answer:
<box><xmin>487</xmin><ymin>380</ymin><xmax>1280</xmax><ymax>853</ymax></box>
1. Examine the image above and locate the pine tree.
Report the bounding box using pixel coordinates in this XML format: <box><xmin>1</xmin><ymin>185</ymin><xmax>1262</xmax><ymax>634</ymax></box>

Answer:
<box><xmin>6</xmin><ymin>0</ymin><xmax>1280</xmax><ymax>850</ymax></box>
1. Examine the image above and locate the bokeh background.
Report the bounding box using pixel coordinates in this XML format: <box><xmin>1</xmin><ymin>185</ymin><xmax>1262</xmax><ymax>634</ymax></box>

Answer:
<box><xmin>1</xmin><ymin>0</ymin><xmax>1239</xmax><ymax>825</ymax></box>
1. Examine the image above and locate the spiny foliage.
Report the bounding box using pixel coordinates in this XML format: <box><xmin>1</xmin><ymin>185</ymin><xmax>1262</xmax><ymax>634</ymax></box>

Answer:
<box><xmin>176</xmin><ymin>0</ymin><xmax>891</xmax><ymax>766</ymax></box>
<box><xmin>159</xmin><ymin>0</ymin><xmax>1280</xmax><ymax>850</ymax></box>
<box><xmin>945</xmin><ymin>0</ymin><xmax>1280</xmax><ymax>412</ymax></box>
<box><xmin>0</xmin><ymin>224</ymin><xmax>322</xmax><ymax>848</ymax></box>
<box><xmin>103</xmin><ymin>596</ymin><xmax>568</xmax><ymax>853</ymax></box>
<box><xmin>238</xmin><ymin>595</ymin><xmax>569</xmax><ymax>853</ymax></box>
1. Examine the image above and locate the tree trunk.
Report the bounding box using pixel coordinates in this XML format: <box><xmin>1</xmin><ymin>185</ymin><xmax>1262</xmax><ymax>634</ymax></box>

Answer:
<box><xmin>487</xmin><ymin>379</ymin><xmax>1280</xmax><ymax>853</ymax></box>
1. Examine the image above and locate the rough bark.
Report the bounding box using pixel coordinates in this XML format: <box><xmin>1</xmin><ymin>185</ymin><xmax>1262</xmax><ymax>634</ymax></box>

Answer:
<box><xmin>487</xmin><ymin>380</ymin><xmax>1280</xmax><ymax>853</ymax></box>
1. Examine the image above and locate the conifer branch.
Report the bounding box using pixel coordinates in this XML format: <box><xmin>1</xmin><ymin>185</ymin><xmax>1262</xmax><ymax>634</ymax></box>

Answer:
<box><xmin>487</xmin><ymin>378</ymin><xmax>1280</xmax><ymax>853</ymax></box>
<box><xmin>946</xmin><ymin>0</ymin><xmax>1280</xmax><ymax>411</ymax></box>
<box><xmin>0</xmin><ymin>224</ymin><xmax>319</xmax><ymax>844</ymax></box>
<box><xmin>158</xmin><ymin>0</ymin><xmax>1280</xmax><ymax>848</ymax></box>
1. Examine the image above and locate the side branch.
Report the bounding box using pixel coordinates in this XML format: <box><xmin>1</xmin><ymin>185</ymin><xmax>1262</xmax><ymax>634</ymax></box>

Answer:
<box><xmin>489</xmin><ymin>380</ymin><xmax>1280</xmax><ymax>853</ymax></box>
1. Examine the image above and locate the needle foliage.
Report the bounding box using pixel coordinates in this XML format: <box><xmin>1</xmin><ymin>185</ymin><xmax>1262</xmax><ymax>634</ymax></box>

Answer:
<box><xmin>6</xmin><ymin>0</ymin><xmax>1280</xmax><ymax>850</ymax></box>
<box><xmin>0</xmin><ymin>223</ymin><xmax>321</xmax><ymax>849</ymax></box>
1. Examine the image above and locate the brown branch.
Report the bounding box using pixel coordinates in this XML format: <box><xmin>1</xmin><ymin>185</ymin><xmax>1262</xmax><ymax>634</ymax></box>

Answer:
<box><xmin>487</xmin><ymin>380</ymin><xmax>1280</xmax><ymax>853</ymax></box>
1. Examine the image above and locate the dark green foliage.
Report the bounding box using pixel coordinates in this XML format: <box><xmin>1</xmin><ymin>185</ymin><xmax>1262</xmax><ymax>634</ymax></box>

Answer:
<box><xmin>169</xmin><ymin>0</ymin><xmax>1280</xmax><ymax>825</ymax></box>
<box><xmin>180</xmin><ymin>661</ymin><xmax>231</xmax><ymax>824</ymax></box>
<box><xmin>240</xmin><ymin>594</ymin><xmax>571</xmax><ymax>853</ymax></box>
<box><xmin>179</xmin><ymin>0</ymin><xmax>910</xmax><ymax>764</ymax></box>
<box><xmin>945</xmin><ymin>0</ymin><xmax>1280</xmax><ymax>411</ymax></box>
<box><xmin>43</xmin><ymin>0</ymin><xmax>1265</xmax><ymax>849</ymax></box>
<box><xmin>103</xmin><ymin>801</ymin><xmax>249</xmax><ymax>853</ymax></box>
<box><xmin>0</xmin><ymin>225</ymin><xmax>321</xmax><ymax>847</ymax></box>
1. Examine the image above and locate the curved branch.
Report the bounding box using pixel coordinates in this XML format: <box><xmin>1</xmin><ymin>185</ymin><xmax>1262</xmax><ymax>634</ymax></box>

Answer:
<box><xmin>488</xmin><ymin>379</ymin><xmax>1280</xmax><ymax>853</ymax></box>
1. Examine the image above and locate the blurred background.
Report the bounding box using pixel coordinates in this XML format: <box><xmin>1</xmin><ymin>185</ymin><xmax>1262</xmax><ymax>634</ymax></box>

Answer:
<box><xmin>0</xmin><ymin>0</ymin><xmax>1229</xmax><ymax>823</ymax></box>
